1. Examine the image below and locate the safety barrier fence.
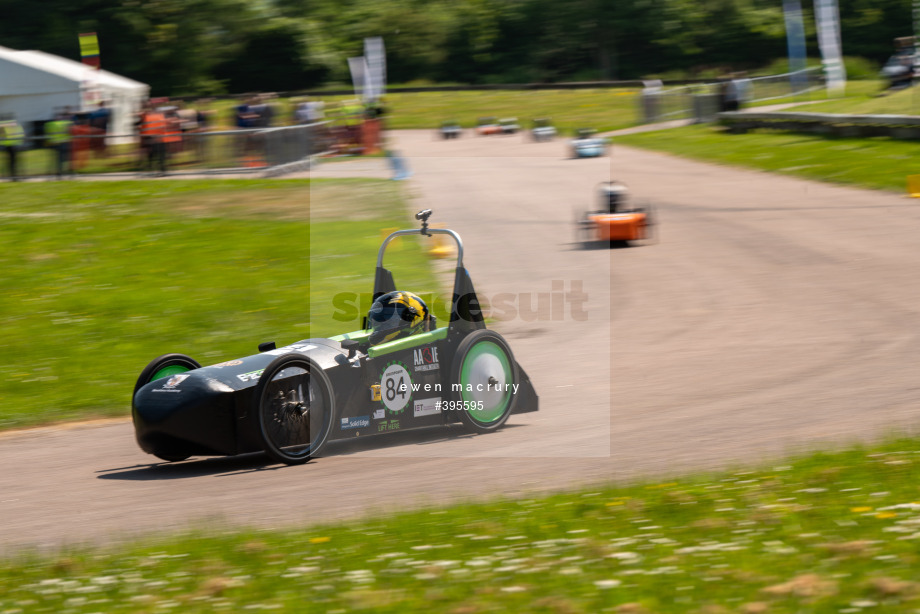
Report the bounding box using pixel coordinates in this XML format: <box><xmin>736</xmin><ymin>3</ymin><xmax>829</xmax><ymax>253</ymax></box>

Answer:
<box><xmin>638</xmin><ymin>67</ymin><xmax>825</xmax><ymax>124</ymax></box>
<box><xmin>718</xmin><ymin>111</ymin><xmax>920</xmax><ymax>139</ymax></box>
<box><xmin>0</xmin><ymin>121</ymin><xmax>329</xmax><ymax>180</ymax></box>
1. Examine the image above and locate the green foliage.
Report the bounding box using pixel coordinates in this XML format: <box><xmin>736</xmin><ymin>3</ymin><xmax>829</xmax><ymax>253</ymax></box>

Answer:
<box><xmin>843</xmin><ymin>55</ymin><xmax>882</xmax><ymax>79</ymax></box>
<box><xmin>0</xmin><ymin>0</ymin><xmax>914</xmax><ymax>94</ymax></box>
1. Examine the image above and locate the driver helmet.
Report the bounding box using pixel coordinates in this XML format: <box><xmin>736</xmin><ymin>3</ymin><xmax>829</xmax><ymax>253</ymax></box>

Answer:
<box><xmin>368</xmin><ymin>291</ymin><xmax>429</xmax><ymax>346</ymax></box>
<box><xmin>601</xmin><ymin>181</ymin><xmax>629</xmax><ymax>212</ymax></box>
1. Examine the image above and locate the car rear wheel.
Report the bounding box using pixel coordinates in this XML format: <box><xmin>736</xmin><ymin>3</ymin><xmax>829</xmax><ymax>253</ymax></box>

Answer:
<box><xmin>452</xmin><ymin>330</ymin><xmax>519</xmax><ymax>434</ymax></box>
<box><xmin>573</xmin><ymin>209</ymin><xmax>594</xmax><ymax>247</ymax></box>
<box><xmin>254</xmin><ymin>353</ymin><xmax>334</xmax><ymax>465</ymax></box>
<box><xmin>641</xmin><ymin>204</ymin><xmax>656</xmax><ymax>242</ymax></box>
<box><xmin>133</xmin><ymin>353</ymin><xmax>202</xmax><ymax>462</ymax></box>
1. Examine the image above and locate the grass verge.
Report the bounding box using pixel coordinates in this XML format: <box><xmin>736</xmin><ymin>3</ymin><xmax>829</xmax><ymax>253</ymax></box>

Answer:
<box><xmin>318</xmin><ymin>88</ymin><xmax>644</xmax><ymax>134</ymax></box>
<box><xmin>0</xmin><ymin>179</ymin><xmax>436</xmax><ymax>430</ymax></box>
<box><xmin>616</xmin><ymin>124</ymin><xmax>919</xmax><ymax>193</ymax></box>
<box><xmin>5</xmin><ymin>437</ymin><xmax>920</xmax><ymax>612</ymax></box>
<box><xmin>784</xmin><ymin>81</ymin><xmax>920</xmax><ymax>115</ymax></box>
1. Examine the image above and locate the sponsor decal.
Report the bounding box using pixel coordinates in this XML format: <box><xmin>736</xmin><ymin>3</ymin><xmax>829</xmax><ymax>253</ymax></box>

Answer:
<box><xmin>413</xmin><ymin>346</ymin><xmax>440</xmax><ymax>372</ymax></box>
<box><xmin>264</xmin><ymin>343</ymin><xmax>316</xmax><ymax>357</ymax></box>
<box><xmin>381</xmin><ymin>360</ymin><xmax>412</xmax><ymax>414</ymax></box>
<box><xmin>377</xmin><ymin>419</ymin><xmax>400</xmax><ymax>432</ymax></box>
<box><xmin>370</xmin><ymin>384</ymin><xmax>381</xmax><ymax>402</ymax></box>
<box><xmin>166</xmin><ymin>373</ymin><xmax>190</xmax><ymax>388</ymax></box>
<box><xmin>237</xmin><ymin>369</ymin><xmax>264</xmax><ymax>383</ymax></box>
<box><xmin>341</xmin><ymin>415</ymin><xmax>370</xmax><ymax>430</ymax></box>
<box><xmin>151</xmin><ymin>373</ymin><xmax>190</xmax><ymax>394</ymax></box>
<box><xmin>414</xmin><ymin>397</ymin><xmax>441</xmax><ymax>418</ymax></box>
<box><xmin>373</xmin><ymin>408</ymin><xmax>385</xmax><ymax>420</ymax></box>
<box><xmin>211</xmin><ymin>360</ymin><xmax>243</xmax><ymax>368</ymax></box>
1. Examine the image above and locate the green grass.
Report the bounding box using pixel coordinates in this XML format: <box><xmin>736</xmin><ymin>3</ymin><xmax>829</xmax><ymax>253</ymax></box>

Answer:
<box><xmin>319</xmin><ymin>88</ymin><xmax>645</xmax><ymax>134</ymax></box>
<box><xmin>615</xmin><ymin>80</ymin><xmax>920</xmax><ymax>192</ymax></box>
<box><xmin>313</xmin><ymin>81</ymin><xmax>887</xmax><ymax>134</ymax></box>
<box><xmin>6</xmin><ymin>437</ymin><xmax>920</xmax><ymax>612</ymax></box>
<box><xmin>0</xmin><ymin>179</ymin><xmax>437</xmax><ymax>430</ymax></box>
<box><xmin>785</xmin><ymin>80</ymin><xmax>920</xmax><ymax>115</ymax></box>
<box><xmin>616</xmin><ymin>124</ymin><xmax>920</xmax><ymax>193</ymax></box>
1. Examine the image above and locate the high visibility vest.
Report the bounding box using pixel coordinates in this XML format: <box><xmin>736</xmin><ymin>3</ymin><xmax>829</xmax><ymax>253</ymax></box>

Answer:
<box><xmin>343</xmin><ymin>104</ymin><xmax>363</xmax><ymax>125</ymax></box>
<box><xmin>163</xmin><ymin>116</ymin><xmax>181</xmax><ymax>143</ymax></box>
<box><xmin>45</xmin><ymin>120</ymin><xmax>73</xmax><ymax>145</ymax></box>
<box><xmin>141</xmin><ymin>112</ymin><xmax>167</xmax><ymax>139</ymax></box>
<box><xmin>0</xmin><ymin>121</ymin><xmax>24</xmax><ymax>147</ymax></box>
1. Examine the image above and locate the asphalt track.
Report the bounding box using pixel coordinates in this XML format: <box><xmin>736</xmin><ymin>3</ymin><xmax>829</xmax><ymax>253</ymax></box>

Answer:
<box><xmin>3</xmin><ymin>129</ymin><xmax>919</xmax><ymax>554</ymax></box>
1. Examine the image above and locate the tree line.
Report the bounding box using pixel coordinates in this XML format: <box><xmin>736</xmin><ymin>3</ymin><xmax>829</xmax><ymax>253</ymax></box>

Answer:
<box><xmin>0</xmin><ymin>0</ymin><xmax>912</xmax><ymax>95</ymax></box>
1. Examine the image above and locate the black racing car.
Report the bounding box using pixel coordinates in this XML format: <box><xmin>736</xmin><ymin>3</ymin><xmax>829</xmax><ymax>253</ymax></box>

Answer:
<box><xmin>439</xmin><ymin>120</ymin><xmax>462</xmax><ymax>139</ymax></box>
<box><xmin>132</xmin><ymin>210</ymin><xmax>538</xmax><ymax>465</ymax></box>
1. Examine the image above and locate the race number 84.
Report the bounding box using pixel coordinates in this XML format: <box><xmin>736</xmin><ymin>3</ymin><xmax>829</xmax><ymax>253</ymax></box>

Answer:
<box><xmin>381</xmin><ymin>363</ymin><xmax>412</xmax><ymax>412</ymax></box>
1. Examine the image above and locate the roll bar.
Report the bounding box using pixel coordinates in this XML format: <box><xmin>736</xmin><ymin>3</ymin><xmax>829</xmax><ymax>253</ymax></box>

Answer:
<box><xmin>377</xmin><ymin>209</ymin><xmax>464</xmax><ymax>269</ymax></box>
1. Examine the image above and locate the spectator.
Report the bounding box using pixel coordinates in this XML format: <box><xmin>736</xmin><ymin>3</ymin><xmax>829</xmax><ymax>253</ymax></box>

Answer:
<box><xmin>235</xmin><ymin>96</ymin><xmax>259</xmax><ymax>160</ymax></box>
<box><xmin>249</xmin><ymin>94</ymin><xmax>276</xmax><ymax>128</ymax></box>
<box><xmin>641</xmin><ymin>79</ymin><xmax>663</xmax><ymax>123</ymax></box>
<box><xmin>88</xmin><ymin>100</ymin><xmax>111</xmax><ymax>157</ymax></box>
<box><xmin>311</xmin><ymin>99</ymin><xmax>325</xmax><ymax>121</ymax></box>
<box><xmin>0</xmin><ymin>114</ymin><xmax>25</xmax><ymax>181</ymax></box>
<box><xmin>731</xmin><ymin>72</ymin><xmax>752</xmax><ymax>109</ymax></box>
<box><xmin>176</xmin><ymin>101</ymin><xmax>207</xmax><ymax>163</ymax></box>
<box><xmin>195</xmin><ymin>100</ymin><xmax>213</xmax><ymax>131</ymax></box>
<box><xmin>69</xmin><ymin>111</ymin><xmax>94</xmax><ymax>170</ymax></box>
<box><xmin>295</xmin><ymin>100</ymin><xmax>311</xmax><ymax>124</ymax></box>
<box><xmin>235</xmin><ymin>97</ymin><xmax>258</xmax><ymax>129</ymax></box>
<box><xmin>719</xmin><ymin>79</ymin><xmax>739</xmax><ymax>112</ymax></box>
<box><xmin>89</xmin><ymin>100</ymin><xmax>111</xmax><ymax>132</ymax></box>
<box><xmin>44</xmin><ymin>110</ymin><xmax>74</xmax><ymax>179</ymax></box>
<box><xmin>164</xmin><ymin>107</ymin><xmax>183</xmax><ymax>160</ymax></box>
<box><xmin>139</xmin><ymin>102</ymin><xmax>169</xmax><ymax>175</ymax></box>
<box><xmin>176</xmin><ymin>101</ymin><xmax>199</xmax><ymax>135</ymax></box>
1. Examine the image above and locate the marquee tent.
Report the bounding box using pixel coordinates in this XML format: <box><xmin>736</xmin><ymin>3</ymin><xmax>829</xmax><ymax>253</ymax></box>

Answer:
<box><xmin>0</xmin><ymin>45</ymin><xmax>149</xmax><ymax>140</ymax></box>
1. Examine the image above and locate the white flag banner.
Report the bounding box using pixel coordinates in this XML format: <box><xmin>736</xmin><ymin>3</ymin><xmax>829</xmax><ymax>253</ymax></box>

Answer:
<box><xmin>347</xmin><ymin>56</ymin><xmax>367</xmax><ymax>100</ymax></box>
<box><xmin>783</xmin><ymin>0</ymin><xmax>808</xmax><ymax>91</ymax></box>
<box><xmin>782</xmin><ymin>0</ymin><xmax>807</xmax><ymax>72</ymax></box>
<box><xmin>815</xmin><ymin>0</ymin><xmax>846</xmax><ymax>94</ymax></box>
<box><xmin>364</xmin><ymin>37</ymin><xmax>386</xmax><ymax>102</ymax></box>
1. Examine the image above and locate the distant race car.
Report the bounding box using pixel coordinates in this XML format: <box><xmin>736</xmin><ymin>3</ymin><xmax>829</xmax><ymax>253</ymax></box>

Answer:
<box><xmin>476</xmin><ymin>117</ymin><xmax>502</xmax><ymax>135</ymax></box>
<box><xmin>439</xmin><ymin>120</ymin><xmax>462</xmax><ymax>140</ymax></box>
<box><xmin>570</xmin><ymin>128</ymin><xmax>609</xmax><ymax>158</ymax></box>
<box><xmin>880</xmin><ymin>53</ymin><xmax>917</xmax><ymax>90</ymax></box>
<box><xmin>530</xmin><ymin>118</ymin><xmax>557</xmax><ymax>142</ymax></box>
<box><xmin>132</xmin><ymin>210</ymin><xmax>539</xmax><ymax>465</ymax></box>
<box><xmin>498</xmin><ymin>117</ymin><xmax>520</xmax><ymax>134</ymax></box>
<box><xmin>575</xmin><ymin>182</ymin><xmax>653</xmax><ymax>247</ymax></box>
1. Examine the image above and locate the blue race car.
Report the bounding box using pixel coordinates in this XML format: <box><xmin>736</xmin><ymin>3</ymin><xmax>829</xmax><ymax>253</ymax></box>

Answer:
<box><xmin>570</xmin><ymin>128</ymin><xmax>609</xmax><ymax>158</ymax></box>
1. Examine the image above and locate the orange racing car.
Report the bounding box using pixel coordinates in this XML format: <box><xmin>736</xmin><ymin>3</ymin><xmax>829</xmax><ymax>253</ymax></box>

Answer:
<box><xmin>575</xmin><ymin>181</ymin><xmax>653</xmax><ymax>247</ymax></box>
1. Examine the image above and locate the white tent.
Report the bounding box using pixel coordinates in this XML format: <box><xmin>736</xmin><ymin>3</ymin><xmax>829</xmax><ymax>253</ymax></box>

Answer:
<box><xmin>0</xmin><ymin>45</ymin><xmax>149</xmax><ymax>141</ymax></box>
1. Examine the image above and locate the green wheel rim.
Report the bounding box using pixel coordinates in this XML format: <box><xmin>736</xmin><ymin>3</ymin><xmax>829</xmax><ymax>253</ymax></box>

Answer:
<box><xmin>459</xmin><ymin>340</ymin><xmax>513</xmax><ymax>424</ymax></box>
<box><xmin>150</xmin><ymin>365</ymin><xmax>191</xmax><ymax>382</ymax></box>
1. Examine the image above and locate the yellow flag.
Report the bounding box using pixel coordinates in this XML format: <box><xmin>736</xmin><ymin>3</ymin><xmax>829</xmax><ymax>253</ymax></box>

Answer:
<box><xmin>79</xmin><ymin>32</ymin><xmax>100</xmax><ymax>57</ymax></box>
